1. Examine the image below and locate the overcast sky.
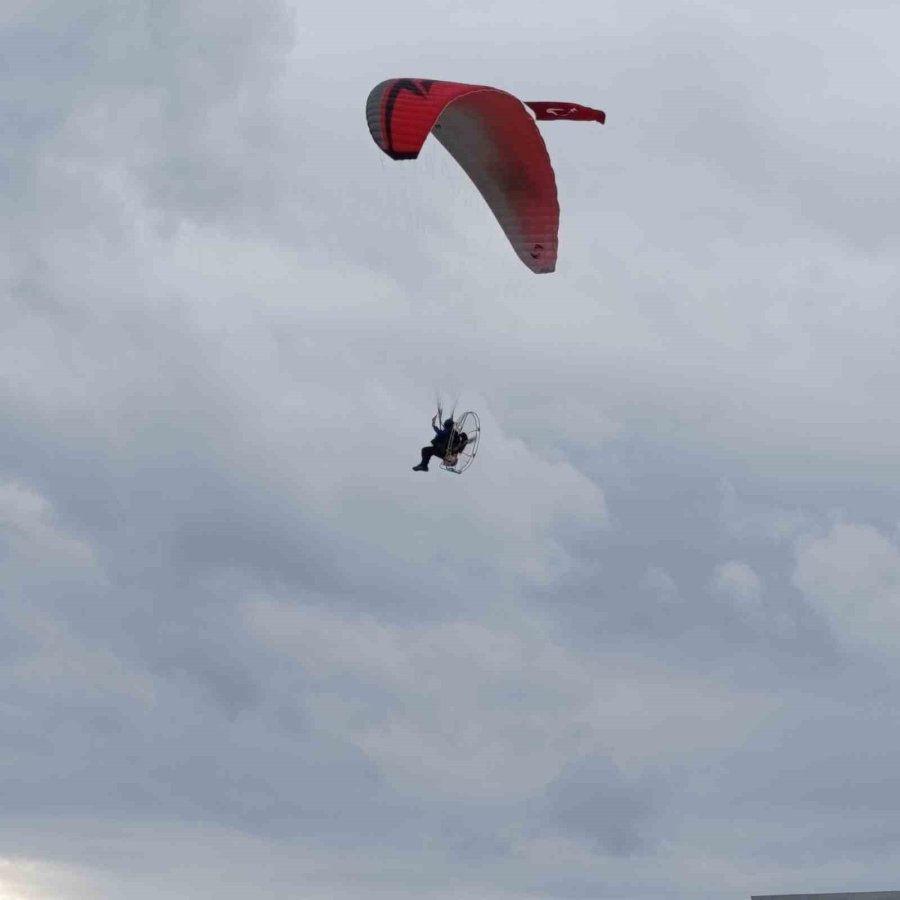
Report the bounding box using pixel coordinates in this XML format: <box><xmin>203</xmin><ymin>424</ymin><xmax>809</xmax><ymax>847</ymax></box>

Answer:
<box><xmin>3</xmin><ymin>1</ymin><xmax>900</xmax><ymax>898</ymax></box>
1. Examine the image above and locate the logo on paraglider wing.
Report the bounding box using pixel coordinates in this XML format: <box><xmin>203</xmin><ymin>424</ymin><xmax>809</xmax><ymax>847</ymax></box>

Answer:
<box><xmin>545</xmin><ymin>106</ymin><xmax>579</xmax><ymax>116</ymax></box>
<box><xmin>530</xmin><ymin>243</ymin><xmax>544</xmax><ymax>259</ymax></box>
<box><xmin>383</xmin><ymin>78</ymin><xmax>436</xmax><ymax>157</ymax></box>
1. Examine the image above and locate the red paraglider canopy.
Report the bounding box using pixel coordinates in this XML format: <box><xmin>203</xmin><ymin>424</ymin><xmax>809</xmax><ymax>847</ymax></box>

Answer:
<box><xmin>366</xmin><ymin>78</ymin><xmax>604</xmax><ymax>274</ymax></box>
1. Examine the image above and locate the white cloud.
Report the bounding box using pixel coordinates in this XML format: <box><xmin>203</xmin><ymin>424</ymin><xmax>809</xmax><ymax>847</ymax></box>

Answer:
<box><xmin>712</xmin><ymin>560</ymin><xmax>761</xmax><ymax>603</ymax></box>
<box><xmin>794</xmin><ymin>520</ymin><xmax>900</xmax><ymax>655</ymax></box>
<box><xmin>0</xmin><ymin>857</ymin><xmax>85</xmax><ymax>900</ymax></box>
<box><xmin>642</xmin><ymin>566</ymin><xmax>680</xmax><ymax>604</ymax></box>
<box><xmin>712</xmin><ymin>560</ymin><xmax>770</xmax><ymax>633</ymax></box>
<box><xmin>246</xmin><ymin>596</ymin><xmax>781</xmax><ymax>800</ymax></box>
<box><xmin>0</xmin><ymin>480</ymin><xmax>97</xmax><ymax>576</ymax></box>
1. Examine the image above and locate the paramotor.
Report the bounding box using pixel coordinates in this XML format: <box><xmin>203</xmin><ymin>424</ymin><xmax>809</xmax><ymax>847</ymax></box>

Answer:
<box><xmin>440</xmin><ymin>411</ymin><xmax>481</xmax><ymax>475</ymax></box>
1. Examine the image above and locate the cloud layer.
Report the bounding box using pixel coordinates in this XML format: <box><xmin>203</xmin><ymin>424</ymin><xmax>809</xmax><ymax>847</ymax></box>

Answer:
<box><xmin>3</xmin><ymin>1</ymin><xmax>900</xmax><ymax>898</ymax></box>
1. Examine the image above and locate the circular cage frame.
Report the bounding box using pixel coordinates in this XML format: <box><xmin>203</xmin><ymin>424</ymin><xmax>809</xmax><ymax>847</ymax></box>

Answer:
<box><xmin>440</xmin><ymin>411</ymin><xmax>481</xmax><ymax>475</ymax></box>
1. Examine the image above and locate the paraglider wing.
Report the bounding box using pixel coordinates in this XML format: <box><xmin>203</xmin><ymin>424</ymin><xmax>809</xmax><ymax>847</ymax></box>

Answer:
<box><xmin>366</xmin><ymin>78</ymin><xmax>560</xmax><ymax>273</ymax></box>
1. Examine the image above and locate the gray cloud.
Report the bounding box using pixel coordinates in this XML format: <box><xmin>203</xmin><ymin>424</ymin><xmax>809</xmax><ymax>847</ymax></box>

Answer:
<box><xmin>3</xmin><ymin>0</ymin><xmax>900</xmax><ymax>898</ymax></box>
<box><xmin>540</xmin><ymin>754</ymin><xmax>661</xmax><ymax>855</ymax></box>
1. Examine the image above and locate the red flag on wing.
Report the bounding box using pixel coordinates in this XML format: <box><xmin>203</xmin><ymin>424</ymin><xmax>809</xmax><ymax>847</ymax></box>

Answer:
<box><xmin>526</xmin><ymin>101</ymin><xmax>606</xmax><ymax>124</ymax></box>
